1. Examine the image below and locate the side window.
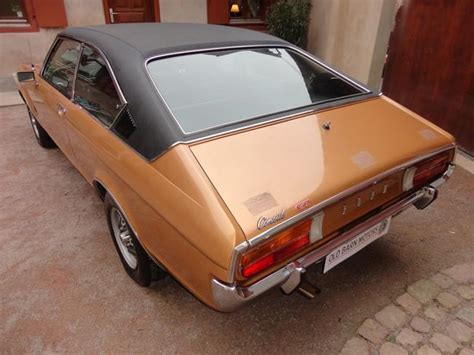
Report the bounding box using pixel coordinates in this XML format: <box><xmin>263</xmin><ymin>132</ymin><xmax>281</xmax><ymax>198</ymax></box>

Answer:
<box><xmin>43</xmin><ymin>39</ymin><xmax>81</xmax><ymax>97</ymax></box>
<box><xmin>74</xmin><ymin>45</ymin><xmax>122</xmax><ymax>126</ymax></box>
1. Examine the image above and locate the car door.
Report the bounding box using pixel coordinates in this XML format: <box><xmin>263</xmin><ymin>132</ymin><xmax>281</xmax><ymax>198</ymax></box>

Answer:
<box><xmin>65</xmin><ymin>44</ymin><xmax>125</xmax><ymax>183</ymax></box>
<box><xmin>35</xmin><ymin>38</ymin><xmax>82</xmax><ymax>159</ymax></box>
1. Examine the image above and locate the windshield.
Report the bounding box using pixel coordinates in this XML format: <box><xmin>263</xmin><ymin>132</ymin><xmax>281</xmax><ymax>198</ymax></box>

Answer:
<box><xmin>147</xmin><ymin>48</ymin><xmax>366</xmax><ymax>134</ymax></box>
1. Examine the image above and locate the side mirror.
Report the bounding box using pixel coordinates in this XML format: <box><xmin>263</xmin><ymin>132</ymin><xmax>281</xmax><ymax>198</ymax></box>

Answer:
<box><xmin>17</xmin><ymin>71</ymin><xmax>35</xmax><ymax>82</ymax></box>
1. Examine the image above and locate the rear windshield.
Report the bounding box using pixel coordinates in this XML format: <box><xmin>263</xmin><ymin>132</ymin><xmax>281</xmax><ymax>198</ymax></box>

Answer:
<box><xmin>147</xmin><ymin>47</ymin><xmax>366</xmax><ymax>134</ymax></box>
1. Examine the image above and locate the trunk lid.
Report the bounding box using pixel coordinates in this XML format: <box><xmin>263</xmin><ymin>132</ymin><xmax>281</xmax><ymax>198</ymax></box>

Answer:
<box><xmin>190</xmin><ymin>96</ymin><xmax>454</xmax><ymax>240</ymax></box>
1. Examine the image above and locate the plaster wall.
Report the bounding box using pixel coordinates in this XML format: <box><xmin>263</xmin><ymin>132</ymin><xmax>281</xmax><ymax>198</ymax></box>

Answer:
<box><xmin>307</xmin><ymin>0</ymin><xmax>399</xmax><ymax>90</ymax></box>
<box><xmin>0</xmin><ymin>0</ymin><xmax>105</xmax><ymax>76</ymax></box>
<box><xmin>159</xmin><ymin>0</ymin><xmax>207</xmax><ymax>23</ymax></box>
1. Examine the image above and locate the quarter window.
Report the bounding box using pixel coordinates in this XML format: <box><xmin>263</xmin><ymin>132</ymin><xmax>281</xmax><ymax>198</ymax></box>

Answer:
<box><xmin>74</xmin><ymin>45</ymin><xmax>121</xmax><ymax>126</ymax></box>
<box><xmin>43</xmin><ymin>39</ymin><xmax>81</xmax><ymax>98</ymax></box>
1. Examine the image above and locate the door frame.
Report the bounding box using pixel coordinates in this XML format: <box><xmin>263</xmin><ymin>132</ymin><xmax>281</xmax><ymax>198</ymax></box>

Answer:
<box><xmin>102</xmin><ymin>0</ymin><xmax>161</xmax><ymax>24</ymax></box>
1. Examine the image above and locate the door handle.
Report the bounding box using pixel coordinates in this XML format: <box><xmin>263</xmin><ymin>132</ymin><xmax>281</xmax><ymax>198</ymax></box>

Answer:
<box><xmin>57</xmin><ymin>104</ymin><xmax>67</xmax><ymax>116</ymax></box>
<box><xmin>109</xmin><ymin>8</ymin><xmax>118</xmax><ymax>23</ymax></box>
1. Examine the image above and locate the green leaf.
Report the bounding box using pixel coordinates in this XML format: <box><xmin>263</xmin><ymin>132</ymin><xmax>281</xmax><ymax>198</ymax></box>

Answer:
<box><xmin>267</xmin><ymin>0</ymin><xmax>311</xmax><ymax>49</ymax></box>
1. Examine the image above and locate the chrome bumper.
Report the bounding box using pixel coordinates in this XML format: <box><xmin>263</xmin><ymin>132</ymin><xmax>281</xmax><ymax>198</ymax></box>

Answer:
<box><xmin>211</xmin><ymin>165</ymin><xmax>454</xmax><ymax>312</ymax></box>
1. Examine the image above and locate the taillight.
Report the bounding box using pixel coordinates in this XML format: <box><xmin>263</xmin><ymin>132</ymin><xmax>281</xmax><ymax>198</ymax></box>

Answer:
<box><xmin>403</xmin><ymin>151</ymin><xmax>451</xmax><ymax>191</ymax></box>
<box><xmin>241</xmin><ymin>219</ymin><xmax>312</xmax><ymax>278</ymax></box>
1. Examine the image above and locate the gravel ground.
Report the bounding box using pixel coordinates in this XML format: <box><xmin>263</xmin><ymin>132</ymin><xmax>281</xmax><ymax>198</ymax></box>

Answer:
<box><xmin>0</xmin><ymin>105</ymin><xmax>473</xmax><ymax>353</ymax></box>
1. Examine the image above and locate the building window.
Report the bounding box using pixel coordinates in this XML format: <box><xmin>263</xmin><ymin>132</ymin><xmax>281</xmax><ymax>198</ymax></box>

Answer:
<box><xmin>0</xmin><ymin>0</ymin><xmax>38</xmax><ymax>32</ymax></box>
<box><xmin>229</xmin><ymin>0</ymin><xmax>266</xmax><ymax>23</ymax></box>
<box><xmin>0</xmin><ymin>0</ymin><xmax>27</xmax><ymax>23</ymax></box>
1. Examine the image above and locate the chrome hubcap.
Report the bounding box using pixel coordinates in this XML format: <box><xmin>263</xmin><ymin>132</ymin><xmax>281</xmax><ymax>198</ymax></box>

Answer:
<box><xmin>111</xmin><ymin>207</ymin><xmax>137</xmax><ymax>269</ymax></box>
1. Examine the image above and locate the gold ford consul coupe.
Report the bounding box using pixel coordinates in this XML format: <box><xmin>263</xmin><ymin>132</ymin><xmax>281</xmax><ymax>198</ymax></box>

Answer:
<box><xmin>15</xmin><ymin>24</ymin><xmax>456</xmax><ymax>311</ymax></box>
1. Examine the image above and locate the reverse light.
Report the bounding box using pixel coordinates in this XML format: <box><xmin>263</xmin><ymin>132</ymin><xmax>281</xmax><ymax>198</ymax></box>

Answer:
<box><xmin>403</xmin><ymin>151</ymin><xmax>452</xmax><ymax>191</ymax></box>
<box><xmin>241</xmin><ymin>219</ymin><xmax>312</xmax><ymax>278</ymax></box>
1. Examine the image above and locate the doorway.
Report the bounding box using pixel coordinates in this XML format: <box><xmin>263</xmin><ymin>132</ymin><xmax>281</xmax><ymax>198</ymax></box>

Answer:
<box><xmin>103</xmin><ymin>0</ymin><xmax>160</xmax><ymax>23</ymax></box>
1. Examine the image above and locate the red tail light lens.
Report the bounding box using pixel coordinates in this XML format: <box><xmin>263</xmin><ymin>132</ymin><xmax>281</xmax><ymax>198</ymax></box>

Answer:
<box><xmin>413</xmin><ymin>156</ymin><xmax>448</xmax><ymax>187</ymax></box>
<box><xmin>241</xmin><ymin>219</ymin><xmax>312</xmax><ymax>278</ymax></box>
<box><xmin>403</xmin><ymin>151</ymin><xmax>452</xmax><ymax>191</ymax></box>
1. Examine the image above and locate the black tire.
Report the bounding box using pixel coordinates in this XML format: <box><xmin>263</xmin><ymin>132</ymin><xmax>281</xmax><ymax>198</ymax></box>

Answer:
<box><xmin>105</xmin><ymin>193</ymin><xmax>155</xmax><ymax>287</ymax></box>
<box><xmin>27</xmin><ymin>108</ymin><xmax>56</xmax><ymax>149</ymax></box>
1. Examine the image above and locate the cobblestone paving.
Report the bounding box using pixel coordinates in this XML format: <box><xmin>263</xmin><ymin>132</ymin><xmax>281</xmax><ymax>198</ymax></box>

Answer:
<box><xmin>340</xmin><ymin>263</ymin><xmax>474</xmax><ymax>355</ymax></box>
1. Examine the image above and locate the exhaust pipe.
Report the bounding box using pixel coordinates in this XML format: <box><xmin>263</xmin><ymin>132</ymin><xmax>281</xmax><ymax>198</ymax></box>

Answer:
<box><xmin>414</xmin><ymin>186</ymin><xmax>438</xmax><ymax>210</ymax></box>
<box><xmin>280</xmin><ymin>266</ymin><xmax>321</xmax><ymax>298</ymax></box>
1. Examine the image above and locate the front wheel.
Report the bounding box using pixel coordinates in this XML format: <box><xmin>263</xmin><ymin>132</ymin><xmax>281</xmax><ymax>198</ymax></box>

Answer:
<box><xmin>27</xmin><ymin>108</ymin><xmax>56</xmax><ymax>149</ymax></box>
<box><xmin>105</xmin><ymin>193</ymin><xmax>164</xmax><ymax>286</ymax></box>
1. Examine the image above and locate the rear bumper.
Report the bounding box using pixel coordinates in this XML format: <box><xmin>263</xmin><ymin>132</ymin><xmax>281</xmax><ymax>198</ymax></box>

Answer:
<box><xmin>211</xmin><ymin>165</ymin><xmax>455</xmax><ymax>312</ymax></box>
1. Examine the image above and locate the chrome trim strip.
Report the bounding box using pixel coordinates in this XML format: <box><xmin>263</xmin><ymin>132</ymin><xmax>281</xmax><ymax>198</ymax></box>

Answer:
<box><xmin>309</xmin><ymin>212</ymin><xmax>324</xmax><ymax>243</ymax></box>
<box><xmin>146</xmin><ymin>44</ymin><xmax>370</xmax><ymax>92</ymax></box>
<box><xmin>430</xmin><ymin>163</ymin><xmax>455</xmax><ymax>188</ymax></box>
<box><xmin>213</xmin><ymin>185</ymin><xmax>439</xmax><ymax>311</ymax></box>
<box><xmin>40</xmin><ymin>36</ymin><xmax>149</xmax><ymax>160</ymax></box>
<box><xmin>70</xmin><ymin>43</ymin><xmax>84</xmax><ymax>103</ymax></box>
<box><xmin>247</xmin><ymin>145</ymin><xmax>454</xmax><ymax>247</ymax></box>
<box><xmin>144</xmin><ymin>44</ymin><xmax>371</xmax><ymax>136</ymax></box>
<box><xmin>226</xmin><ymin>143</ymin><xmax>455</xmax><ymax>282</ymax></box>
<box><xmin>79</xmin><ymin>40</ymin><xmax>127</xmax><ymax>105</ymax></box>
<box><xmin>153</xmin><ymin>95</ymin><xmax>384</xmax><ymax>163</ymax></box>
<box><xmin>40</xmin><ymin>37</ymin><xmax>60</xmax><ymax>78</ymax></box>
<box><xmin>226</xmin><ymin>240</ymin><xmax>249</xmax><ymax>283</ymax></box>
<box><xmin>40</xmin><ymin>37</ymin><xmax>376</xmax><ymax>164</ymax></box>
<box><xmin>39</xmin><ymin>36</ymin><xmax>82</xmax><ymax>101</ymax></box>
<box><xmin>297</xmin><ymin>189</ymin><xmax>426</xmax><ymax>268</ymax></box>
<box><xmin>149</xmin><ymin>95</ymin><xmax>379</xmax><ymax>163</ymax></box>
<box><xmin>40</xmin><ymin>35</ymin><xmax>127</xmax><ymax>106</ymax></box>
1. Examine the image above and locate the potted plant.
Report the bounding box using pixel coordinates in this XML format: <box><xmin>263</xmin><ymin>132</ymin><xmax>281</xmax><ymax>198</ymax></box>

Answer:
<box><xmin>267</xmin><ymin>0</ymin><xmax>311</xmax><ymax>49</ymax></box>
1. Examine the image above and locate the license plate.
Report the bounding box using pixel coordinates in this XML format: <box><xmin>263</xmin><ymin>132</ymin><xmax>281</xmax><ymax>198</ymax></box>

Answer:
<box><xmin>323</xmin><ymin>217</ymin><xmax>391</xmax><ymax>273</ymax></box>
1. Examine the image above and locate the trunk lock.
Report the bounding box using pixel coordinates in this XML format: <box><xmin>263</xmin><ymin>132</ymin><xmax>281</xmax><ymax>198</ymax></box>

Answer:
<box><xmin>322</xmin><ymin>121</ymin><xmax>332</xmax><ymax>130</ymax></box>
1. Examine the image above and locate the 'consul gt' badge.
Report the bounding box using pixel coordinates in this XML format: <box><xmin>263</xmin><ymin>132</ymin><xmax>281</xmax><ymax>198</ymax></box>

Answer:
<box><xmin>257</xmin><ymin>210</ymin><xmax>285</xmax><ymax>229</ymax></box>
<box><xmin>295</xmin><ymin>199</ymin><xmax>310</xmax><ymax>211</ymax></box>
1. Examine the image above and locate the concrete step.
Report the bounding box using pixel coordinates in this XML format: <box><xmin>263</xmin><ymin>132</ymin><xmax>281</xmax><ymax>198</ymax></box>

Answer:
<box><xmin>0</xmin><ymin>91</ymin><xmax>22</xmax><ymax>107</ymax></box>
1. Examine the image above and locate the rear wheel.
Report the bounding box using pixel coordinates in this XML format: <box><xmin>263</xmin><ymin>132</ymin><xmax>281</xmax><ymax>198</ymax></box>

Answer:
<box><xmin>27</xmin><ymin>108</ymin><xmax>56</xmax><ymax>149</ymax></box>
<box><xmin>105</xmin><ymin>193</ymin><xmax>164</xmax><ymax>286</ymax></box>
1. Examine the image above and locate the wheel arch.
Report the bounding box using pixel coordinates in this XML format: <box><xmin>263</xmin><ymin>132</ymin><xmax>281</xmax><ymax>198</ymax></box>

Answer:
<box><xmin>17</xmin><ymin>86</ymin><xmax>38</xmax><ymax>117</ymax></box>
<box><xmin>92</xmin><ymin>179</ymin><xmax>107</xmax><ymax>201</ymax></box>
<box><xmin>92</xmin><ymin>175</ymin><xmax>167</xmax><ymax>271</ymax></box>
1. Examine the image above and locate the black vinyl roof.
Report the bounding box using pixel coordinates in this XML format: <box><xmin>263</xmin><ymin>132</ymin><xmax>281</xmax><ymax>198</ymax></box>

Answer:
<box><xmin>58</xmin><ymin>24</ymin><xmax>371</xmax><ymax>160</ymax></box>
<box><xmin>59</xmin><ymin>24</ymin><xmax>291</xmax><ymax>160</ymax></box>
<box><xmin>62</xmin><ymin>23</ymin><xmax>286</xmax><ymax>58</ymax></box>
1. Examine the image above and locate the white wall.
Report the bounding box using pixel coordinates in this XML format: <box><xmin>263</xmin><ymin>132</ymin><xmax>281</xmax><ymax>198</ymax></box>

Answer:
<box><xmin>159</xmin><ymin>0</ymin><xmax>207</xmax><ymax>23</ymax></box>
<box><xmin>64</xmin><ymin>0</ymin><xmax>106</xmax><ymax>27</ymax></box>
<box><xmin>307</xmin><ymin>0</ymin><xmax>399</xmax><ymax>90</ymax></box>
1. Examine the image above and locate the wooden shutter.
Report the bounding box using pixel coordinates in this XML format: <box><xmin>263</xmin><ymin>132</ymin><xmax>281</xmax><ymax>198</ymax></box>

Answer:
<box><xmin>207</xmin><ymin>0</ymin><xmax>229</xmax><ymax>24</ymax></box>
<box><xmin>32</xmin><ymin>0</ymin><xmax>68</xmax><ymax>28</ymax></box>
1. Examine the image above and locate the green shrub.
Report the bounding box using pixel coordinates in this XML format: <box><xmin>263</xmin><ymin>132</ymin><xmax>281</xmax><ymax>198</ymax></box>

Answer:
<box><xmin>267</xmin><ymin>0</ymin><xmax>311</xmax><ymax>48</ymax></box>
